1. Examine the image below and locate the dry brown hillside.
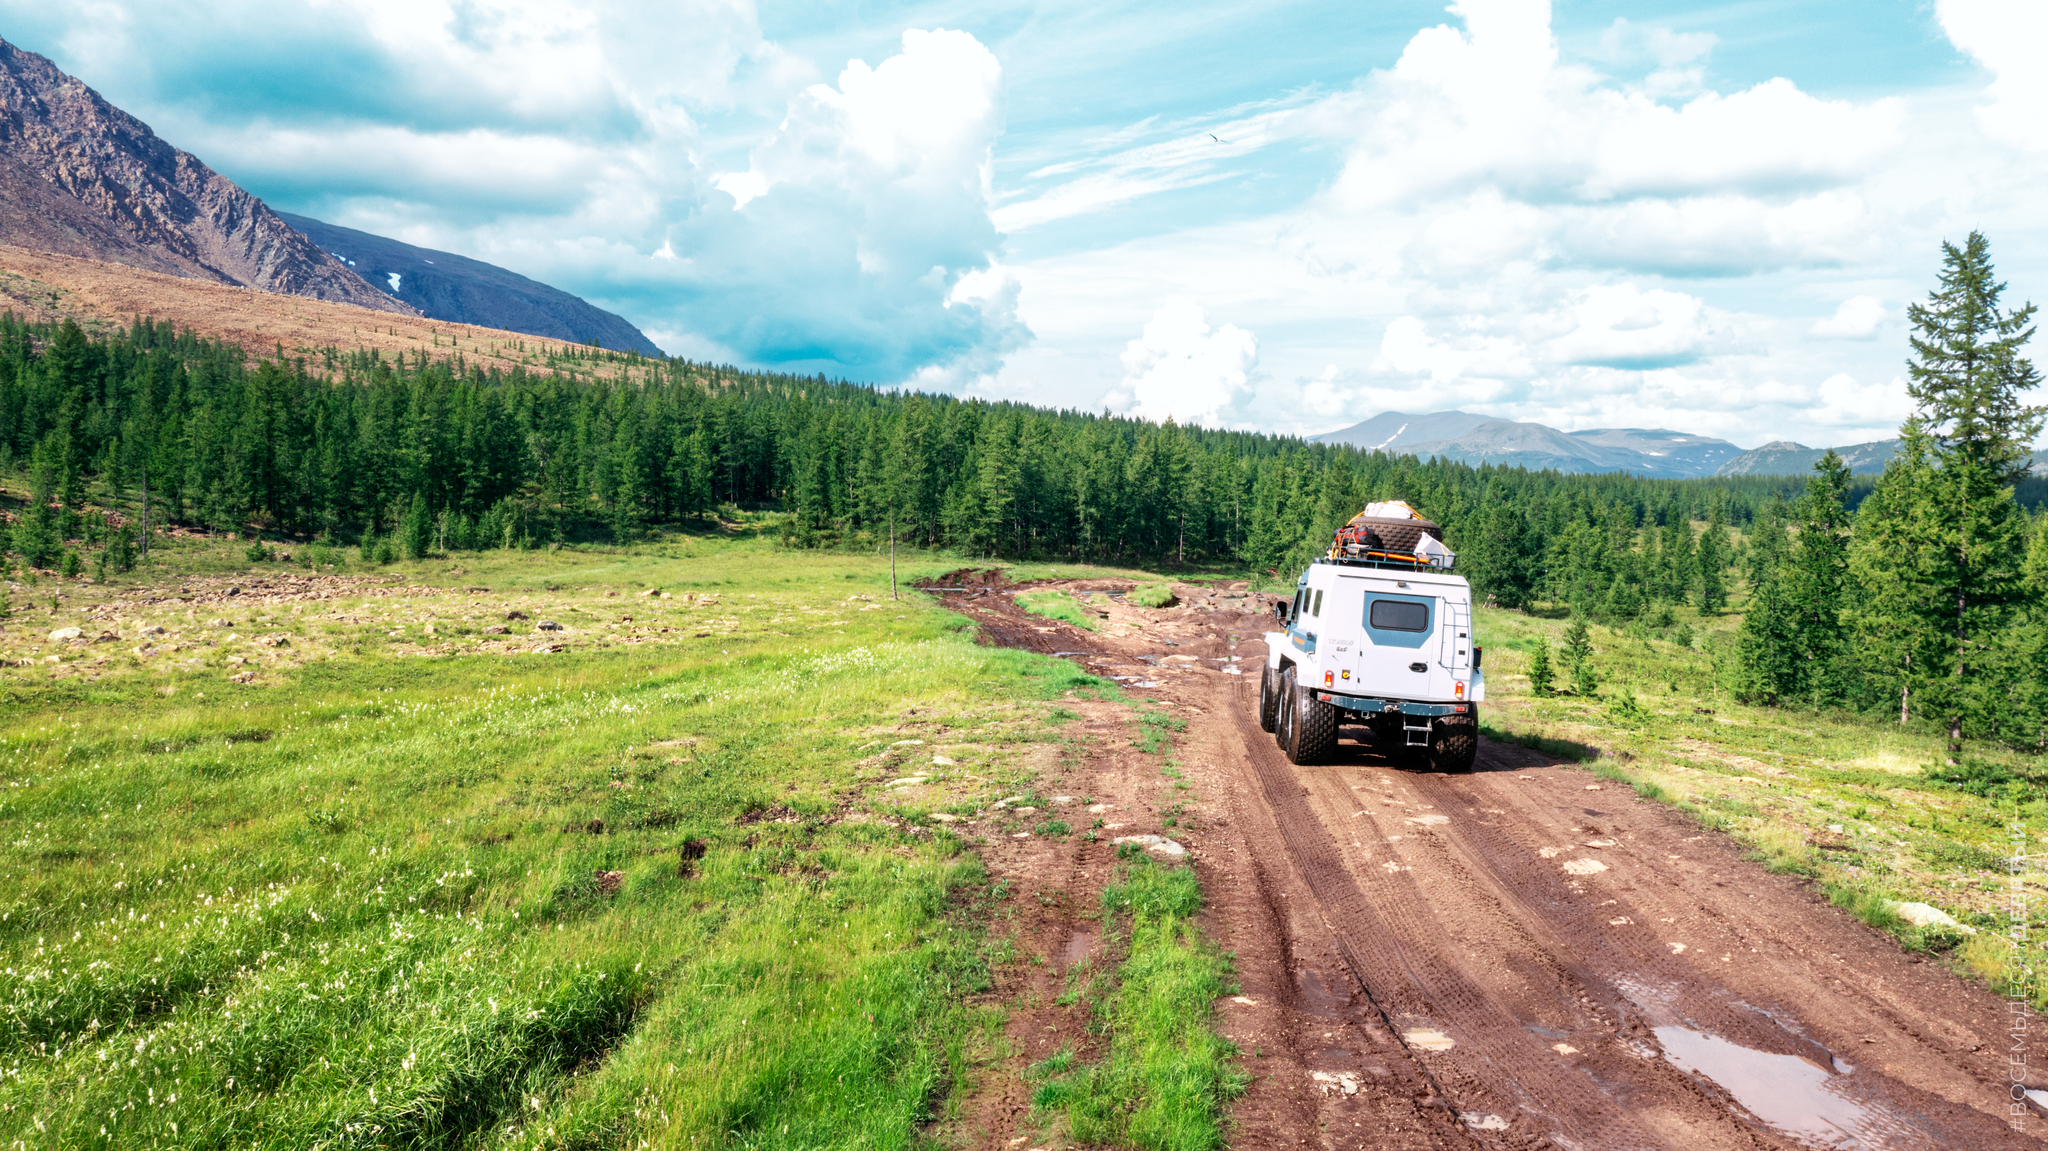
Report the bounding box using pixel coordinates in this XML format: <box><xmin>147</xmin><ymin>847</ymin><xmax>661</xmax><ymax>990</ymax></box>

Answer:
<box><xmin>0</xmin><ymin>243</ymin><xmax>656</xmax><ymax>379</ymax></box>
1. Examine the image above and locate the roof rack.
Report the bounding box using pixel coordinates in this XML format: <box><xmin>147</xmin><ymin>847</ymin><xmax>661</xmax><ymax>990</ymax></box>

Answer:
<box><xmin>1317</xmin><ymin>550</ymin><xmax>1455</xmax><ymax>571</ymax></box>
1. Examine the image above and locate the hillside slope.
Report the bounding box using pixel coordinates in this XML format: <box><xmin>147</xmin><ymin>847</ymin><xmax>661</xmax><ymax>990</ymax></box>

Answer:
<box><xmin>280</xmin><ymin>213</ymin><xmax>660</xmax><ymax>356</ymax></box>
<box><xmin>0</xmin><ymin>39</ymin><xmax>408</xmax><ymax>315</ymax></box>
<box><xmin>0</xmin><ymin>244</ymin><xmax>652</xmax><ymax>380</ymax></box>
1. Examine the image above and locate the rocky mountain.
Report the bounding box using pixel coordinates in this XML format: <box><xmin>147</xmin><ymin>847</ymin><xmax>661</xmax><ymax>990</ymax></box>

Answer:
<box><xmin>0</xmin><ymin>39</ymin><xmax>407</xmax><ymax>314</ymax></box>
<box><xmin>1310</xmin><ymin>410</ymin><xmax>1741</xmax><ymax>478</ymax></box>
<box><xmin>279</xmin><ymin>213</ymin><xmax>661</xmax><ymax>356</ymax></box>
<box><xmin>1715</xmin><ymin>440</ymin><xmax>2048</xmax><ymax>477</ymax></box>
<box><xmin>1712</xmin><ymin>439</ymin><xmax>1902</xmax><ymax>477</ymax></box>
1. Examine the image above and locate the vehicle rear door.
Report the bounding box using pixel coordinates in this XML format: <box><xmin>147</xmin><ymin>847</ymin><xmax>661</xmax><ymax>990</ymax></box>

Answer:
<box><xmin>1348</xmin><ymin>579</ymin><xmax>1436</xmax><ymax>699</ymax></box>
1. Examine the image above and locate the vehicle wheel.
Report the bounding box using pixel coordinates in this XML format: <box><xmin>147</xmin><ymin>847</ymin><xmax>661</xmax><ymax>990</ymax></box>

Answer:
<box><xmin>1258</xmin><ymin>663</ymin><xmax>1281</xmax><ymax>733</ymax></box>
<box><xmin>1429</xmin><ymin>712</ymin><xmax>1479</xmax><ymax>773</ymax></box>
<box><xmin>1274</xmin><ymin>665</ymin><xmax>1297</xmax><ymax>750</ymax></box>
<box><xmin>1284</xmin><ymin>675</ymin><xmax>1338</xmax><ymax>766</ymax></box>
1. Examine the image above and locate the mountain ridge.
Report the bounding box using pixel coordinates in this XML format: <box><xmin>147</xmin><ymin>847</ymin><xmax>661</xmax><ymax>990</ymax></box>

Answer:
<box><xmin>278</xmin><ymin>213</ymin><xmax>661</xmax><ymax>357</ymax></box>
<box><xmin>1311</xmin><ymin>411</ymin><xmax>1741</xmax><ymax>478</ymax></box>
<box><xmin>0</xmin><ymin>39</ymin><xmax>408</xmax><ymax>315</ymax></box>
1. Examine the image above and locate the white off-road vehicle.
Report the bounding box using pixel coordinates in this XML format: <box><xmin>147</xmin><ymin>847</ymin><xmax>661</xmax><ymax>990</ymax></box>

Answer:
<box><xmin>1259</xmin><ymin>502</ymin><xmax>1484</xmax><ymax>770</ymax></box>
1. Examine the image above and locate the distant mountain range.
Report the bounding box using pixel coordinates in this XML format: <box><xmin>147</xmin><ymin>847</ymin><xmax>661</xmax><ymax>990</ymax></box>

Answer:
<box><xmin>1311</xmin><ymin>411</ymin><xmax>1742</xmax><ymax>478</ymax></box>
<box><xmin>1713</xmin><ymin>439</ymin><xmax>1900</xmax><ymax>477</ymax></box>
<box><xmin>0</xmin><ymin>37</ymin><xmax>661</xmax><ymax>355</ymax></box>
<box><xmin>279</xmin><ymin>214</ymin><xmax>661</xmax><ymax>357</ymax></box>
<box><xmin>1313</xmin><ymin>411</ymin><xmax>2048</xmax><ymax>478</ymax></box>
<box><xmin>0</xmin><ymin>39</ymin><xmax>406</xmax><ymax>314</ymax></box>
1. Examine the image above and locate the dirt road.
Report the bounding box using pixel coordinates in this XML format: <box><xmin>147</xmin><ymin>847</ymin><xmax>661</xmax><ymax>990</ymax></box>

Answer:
<box><xmin>937</xmin><ymin>573</ymin><xmax>2040</xmax><ymax>1150</ymax></box>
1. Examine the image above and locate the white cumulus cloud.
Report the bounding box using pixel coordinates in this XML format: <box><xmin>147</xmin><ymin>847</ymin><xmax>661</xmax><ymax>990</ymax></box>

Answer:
<box><xmin>1105</xmin><ymin>301</ymin><xmax>1257</xmax><ymax>427</ymax></box>
<box><xmin>1808</xmin><ymin>296</ymin><xmax>1888</xmax><ymax>340</ymax></box>
<box><xmin>1940</xmin><ymin>0</ymin><xmax>2048</xmax><ymax>151</ymax></box>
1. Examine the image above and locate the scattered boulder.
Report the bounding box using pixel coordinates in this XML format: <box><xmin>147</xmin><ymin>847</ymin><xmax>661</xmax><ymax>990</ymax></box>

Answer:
<box><xmin>506</xmin><ymin>610</ymin><xmax>529</xmax><ymax>621</ymax></box>
<box><xmin>225</xmin><ymin>586</ymin><xmax>241</xmax><ymax>597</ymax></box>
<box><xmin>229</xmin><ymin>671</ymin><xmax>257</xmax><ymax>684</ymax></box>
<box><xmin>139</xmin><ymin>625</ymin><xmax>166</xmax><ymax>636</ymax></box>
<box><xmin>536</xmin><ymin>620</ymin><xmax>563</xmax><ymax>632</ymax></box>
<box><xmin>483</xmin><ymin>625</ymin><xmax>508</xmax><ymax>635</ymax></box>
<box><xmin>640</xmin><ymin>587</ymin><xmax>662</xmax><ymax>597</ymax></box>
<box><xmin>1890</xmin><ymin>901</ymin><xmax>1976</xmax><ymax>933</ymax></box>
<box><xmin>207</xmin><ymin>618</ymin><xmax>233</xmax><ymax>628</ymax></box>
<box><xmin>586</xmin><ymin>818</ymin><xmax>606</xmax><ymax>835</ymax></box>
<box><xmin>1112</xmin><ymin>834</ymin><xmax>1186</xmax><ymax>858</ymax></box>
<box><xmin>606</xmin><ymin>590</ymin><xmax>618</xmax><ymax>597</ymax></box>
<box><xmin>47</xmin><ymin>626</ymin><xmax>82</xmax><ymax>641</ymax></box>
<box><xmin>595</xmin><ymin>870</ymin><xmax>624</xmax><ymax>894</ymax></box>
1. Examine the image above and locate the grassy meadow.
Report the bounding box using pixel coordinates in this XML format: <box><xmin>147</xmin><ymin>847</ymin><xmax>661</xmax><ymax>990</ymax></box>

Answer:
<box><xmin>0</xmin><ymin>525</ymin><xmax>1172</xmax><ymax>1149</ymax></box>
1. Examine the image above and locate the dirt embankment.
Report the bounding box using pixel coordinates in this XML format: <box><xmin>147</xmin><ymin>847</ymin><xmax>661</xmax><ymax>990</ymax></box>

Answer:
<box><xmin>939</xmin><ymin>573</ymin><xmax>2042</xmax><ymax>1150</ymax></box>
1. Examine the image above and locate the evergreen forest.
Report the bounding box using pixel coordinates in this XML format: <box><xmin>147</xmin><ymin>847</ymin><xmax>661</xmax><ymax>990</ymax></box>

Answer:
<box><xmin>0</xmin><ymin>234</ymin><xmax>2045</xmax><ymax>752</ymax></box>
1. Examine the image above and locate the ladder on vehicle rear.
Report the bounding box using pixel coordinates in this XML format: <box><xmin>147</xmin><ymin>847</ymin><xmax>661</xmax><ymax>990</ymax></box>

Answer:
<box><xmin>1404</xmin><ymin>717</ymin><xmax>1433</xmax><ymax>747</ymax></box>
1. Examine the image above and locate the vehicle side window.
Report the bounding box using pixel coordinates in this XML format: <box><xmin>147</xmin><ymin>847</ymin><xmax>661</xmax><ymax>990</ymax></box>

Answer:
<box><xmin>1368</xmin><ymin>599</ymin><xmax>1428</xmax><ymax>632</ymax></box>
<box><xmin>1311</xmin><ymin>590</ymin><xmax>1323</xmax><ymax>617</ymax></box>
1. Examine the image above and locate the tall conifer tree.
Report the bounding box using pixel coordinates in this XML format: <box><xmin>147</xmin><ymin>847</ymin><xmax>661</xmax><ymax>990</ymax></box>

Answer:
<box><xmin>1901</xmin><ymin>232</ymin><xmax>2045</xmax><ymax>759</ymax></box>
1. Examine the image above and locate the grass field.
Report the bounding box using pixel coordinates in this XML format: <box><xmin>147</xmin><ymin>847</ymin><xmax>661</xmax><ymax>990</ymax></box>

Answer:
<box><xmin>0</xmin><ymin>525</ymin><xmax>1160</xmax><ymax>1149</ymax></box>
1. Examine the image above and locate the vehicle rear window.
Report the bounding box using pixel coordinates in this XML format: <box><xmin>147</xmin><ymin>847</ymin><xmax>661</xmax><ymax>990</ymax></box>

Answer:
<box><xmin>1369</xmin><ymin>599</ymin><xmax>1429</xmax><ymax>632</ymax></box>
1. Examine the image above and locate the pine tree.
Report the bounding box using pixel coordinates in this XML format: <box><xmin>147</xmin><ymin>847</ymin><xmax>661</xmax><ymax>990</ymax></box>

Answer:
<box><xmin>1902</xmin><ymin>232</ymin><xmax>2046</xmax><ymax>759</ymax></box>
<box><xmin>1729</xmin><ymin>570</ymin><xmax>1800</xmax><ymax>705</ymax></box>
<box><xmin>400</xmin><ymin>494</ymin><xmax>433</xmax><ymax>560</ymax></box>
<box><xmin>1528</xmin><ymin>638</ymin><xmax>1555</xmax><ymax>696</ymax></box>
<box><xmin>1562</xmin><ymin>613</ymin><xmax>1598</xmax><ymax>696</ymax></box>
<box><xmin>1783</xmin><ymin>451</ymin><xmax>1852</xmax><ymax>706</ymax></box>
<box><xmin>1697</xmin><ymin>495</ymin><xmax>1729</xmax><ymax>614</ymax></box>
<box><xmin>1845</xmin><ymin>425</ymin><xmax>1945</xmax><ymax>728</ymax></box>
<box><xmin>1465</xmin><ymin>501</ymin><xmax>1536</xmax><ymax>610</ymax></box>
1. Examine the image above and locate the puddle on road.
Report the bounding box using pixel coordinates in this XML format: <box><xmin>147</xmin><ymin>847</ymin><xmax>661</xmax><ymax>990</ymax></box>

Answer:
<box><xmin>1058</xmin><ymin>930</ymin><xmax>1096</xmax><ymax>968</ymax></box>
<box><xmin>1655</xmin><ymin>1025</ymin><xmax>1875</xmax><ymax>1147</ymax></box>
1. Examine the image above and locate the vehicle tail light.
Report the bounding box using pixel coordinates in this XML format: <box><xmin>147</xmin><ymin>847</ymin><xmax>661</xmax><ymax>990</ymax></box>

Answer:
<box><xmin>1324</xmin><ymin>670</ymin><xmax>1334</xmax><ymax>687</ymax></box>
<box><xmin>1454</xmin><ymin>681</ymin><xmax>1466</xmax><ymax>700</ymax></box>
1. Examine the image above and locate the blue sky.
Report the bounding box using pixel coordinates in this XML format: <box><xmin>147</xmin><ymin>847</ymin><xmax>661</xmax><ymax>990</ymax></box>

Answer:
<box><xmin>5</xmin><ymin>0</ymin><xmax>2045</xmax><ymax>447</ymax></box>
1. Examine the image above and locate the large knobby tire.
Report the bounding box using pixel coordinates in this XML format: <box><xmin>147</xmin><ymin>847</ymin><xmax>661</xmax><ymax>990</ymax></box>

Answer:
<box><xmin>1429</xmin><ymin>712</ymin><xmax>1479</xmax><ymax>773</ymax></box>
<box><xmin>1258</xmin><ymin>663</ymin><xmax>1281</xmax><ymax>733</ymax></box>
<box><xmin>1274</xmin><ymin>666</ymin><xmax>1297</xmax><ymax>750</ymax></box>
<box><xmin>1284</xmin><ymin>676</ymin><xmax>1339</xmax><ymax>766</ymax></box>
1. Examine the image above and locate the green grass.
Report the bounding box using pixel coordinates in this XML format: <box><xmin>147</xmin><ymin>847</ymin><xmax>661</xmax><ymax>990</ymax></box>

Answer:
<box><xmin>1028</xmin><ymin>852</ymin><xmax>1245</xmax><ymax>1150</ymax></box>
<box><xmin>0</xmin><ymin>527</ymin><xmax>1114</xmax><ymax>1148</ymax></box>
<box><xmin>1126</xmin><ymin>584</ymin><xmax>1177</xmax><ymax>609</ymax></box>
<box><xmin>1014</xmin><ymin>589</ymin><xmax>1101</xmax><ymax>632</ymax></box>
